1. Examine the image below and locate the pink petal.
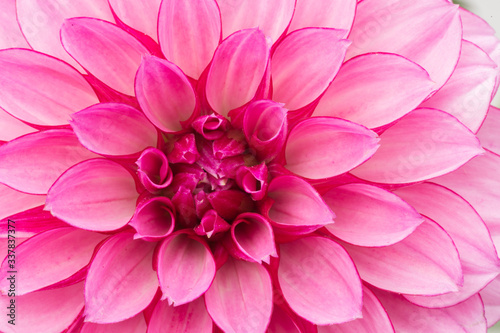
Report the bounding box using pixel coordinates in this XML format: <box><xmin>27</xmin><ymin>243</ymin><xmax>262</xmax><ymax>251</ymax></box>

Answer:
<box><xmin>227</xmin><ymin>213</ymin><xmax>277</xmax><ymax>264</ymax></box>
<box><xmin>278</xmin><ymin>236</ymin><xmax>362</xmax><ymax>325</ymax></box>
<box><xmin>267</xmin><ymin>305</ymin><xmax>301</xmax><ymax>333</ymax></box>
<box><xmin>0</xmin><ymin>130</ymin><xmax>98</xmax><ymax>195</ymax></box>
<box><xmin>323</xmin><ymin>184</ymin><xmax>423</xmax><ymax>247</ymax></box>
<box><xmin>421</xmin><ymin>41</ymin><xmax>498</xmax><ymax>132</ymax></box>
<box><xmin>136</xmin><ymin>148</ymin><xmax>173</xmax><ymax>192</ymax></box>
<box><xmin>81</xmin><ymin>312</ymin><xmax>147</xmax><ymax>333</ymax></box>
<box><xmin>61</xmin><ymin>18</ymin><xmax>150</xmax><ymax>96</ymax></box>
<box><xmin>339</xmin><ymin>218</ymin><xmax>463</xmax><ymax>295</ymax></box>
<box><xmin>0</xmin><ymin>227</ymin><xmax>105</xmax><ymax>296</ymax></box>
<box><xmin>0</xmin><ymin>184</ymin><xmax>45</xmax><ymax>220</ymax></box>
<box><xmin>348</xmin><ymin>0</ymin><xmax>462</xmax><ymax>89</ymax></box>
<box><xmin>235</xmin><ymin>164</ymin><xmax>268</xmax><ymax>201</ymax></box>
<box><xmin>313</xmin><ymin>53</ymin><xmax>434</xmax><ymax>128</ymax></box>
<box><xmin>432</xmin><ymin>151</ymin><xmax>500</xmax><ymax>257</ymax></box>
<box><xmin>288</xmin><ymin>0</ymin><xmax>356</xmax><ymax>34</ymax></box>
<box><xmin>167</xmin><ymin>134</ymin><xmax>201</xmax><ymax>164</ymax></box>
<box><xmin>16</xmin><ymin>0</ymin><xmax>114</xmax><ymax>72</ymax></box>
<box><xmin>71</xmin><ymin>103</ymin><xmax>158</xmax><ymax>156</ymax></box>
<box><xmin>317</xmin><ymin>286</ymin><xmax>394</xmax><ymax>333</ymax></box>
<box><xmin>285</xmin><ymin>117</ymin><xmax>379</xmax><ymax>179</ymax></box>
<box><xmin>46</xmin><ymin>159</ymin><xmax>139</xmax><ymax>232</ymax></box>
<box><xmin>0</xmin><ymin>0</ymin><xmax>29</xmax><ymax>49</ymax></box>
<box><xmin>0</xmin><ymin>107</ymin><xmax>36</xmax><ymax>141</ymax></box>
<box><xmin>218</xmin><ymin>0</ymin><xmax>295</xmax><ymax>43</ymax></box>
<box><xmin>130</xmin><ymin>197</ymin><xmax>175</xmax><ymax>240</ymax></box>
<box><xmin>0</xmin><ymin>206</ymin><xmax>68</xmax><ymax>238</ymax></box>
<box><xmin>373</xmin><ymin>289</ymin><xmax>487</xmax><ymax>332</ymax></box>
<box><xmin>271</xmin><ymin>28</ymin><xmax>350</xmax><ymax>110</ymax></box>
<box><xmin>243</xmin><ymin>100</ymin><xmax>288</xmax><ymax>162</ymax></box>
<box><xmin>0</xmin><ymin>49</ymin><xmax>99</xmax><ymax>126</ymax></box>
<box><xmin>206</xmin><ymin>29</ymin><xmax>270</xmax><ymax>117</ymax></box>
<box><xmin>85</xmin><ymin>233</ymin><xmax>158</xmax><ymax>323</ymax></box>
<box><xmin>159</xmin><ymin>0</ymin><xmax>221</xmax><ymax>79</ymax></box>
<box><xmin>205</xmin><ymin>257</ymin><xmax>273</xmax><ymax>333</ymax></box>
<box><xmin>157</xmin><ymin>233</ymin><xmax>215</xmax><ymax>306</ymax></box>
<box><xmin>148</xmin><ymin>297</ymin><xmax>212</xmax><ymax>333</ymax></box>
<box><xmin>351</xmin><ymin>108</ymin><xmax>484</xmax><ymax>184</ymax></box>
<box><xmin>264</xmin><ymin>175</ymin><xmax>335</xmax><ymax>234</ymax></box>
<box><xmin>109</xmin><ymin>0</ymin><xmax>161</xmax><ymax>41</ymax></box>
<box><xmin>135</xmin><ymin>56</ymin><xmax>197</xmax><ymax>132</ymax></box>
<box><xmin>0</xmin><ymin>283</ymin><xmax>84</xmax><ymax>333</ymax></box>
<box><xmin>477</xmin><ymin>106</ymin><xmax>500</xmax><ymax>155</ymax></box>
<box><xmin>195</xmin><ymin>209</ymin><xmax>231</xmax><ymax>239</ymax></box>
<box><xmin>480</xmin><ymin>276</ymin><xmax>500</xmax><ymax>327</ymax></box>
<box><xmin>395</xmin><ymin>182</ymin><xmax>500</xmax><ymax>307</ymax></box>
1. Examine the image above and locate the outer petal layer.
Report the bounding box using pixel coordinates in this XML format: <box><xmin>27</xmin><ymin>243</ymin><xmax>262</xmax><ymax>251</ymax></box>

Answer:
<box><xmin>81</xmin><ymin>313</ymin><xmax>147</xmax><ymax>333</ymax></box>
<box><xmin>46</xmin><ymin>159</ymin><xmax>139</xmax><ymax>231</ymax></box>
<box><xmin>314</xmin><ymin>53</ymin><xmax>434</xmax><ymax>128</ymax></box>
<box><xmin>0</xmin><ymin>49</ymin><xmax>99</xmax><ymax>126</ymax></box>
<box><xmin>0</xmin><ymin>184</ymin><xmax>45</xmax><ymax>220</ymax></box>
<box><xmin>323</xmin><ymin>184</ymin><xmax>423</xmax><ymax>247</ymax></box>
<box><xmin>84</xmin><ymin>233</ymin><xmax>158</xmax><ymax>323</ymax></box>
<box><xmin>271</xmin><ymin>28</ymin><xmax>350</xmax><ymax>110</ymax></box>
<box><xmin>61</xmin><ymin>18</ymin><xmax>150</xmax><ymax>95</ymax></box>
<box><xmin>205</xmin><ymin>257</ymin><xmax>273</xmax><ymax>333</ymax></box>
<box><xmin>339</xmin><ymin>219</ymin><xmax>463</xmax><ymax>295</ymax></box>
<box><xmin>278</xmin><ymin>236</ymin><xmax>363</xmax><ymax>325</ymax></box>
<box><xmin>477</xmin><ymin>106</ymin><xmax>500</xmax><ymax>155</ymax></box>
<box><xmin>285</xmin><ymin>117</ymin><xmax>379</xmax><ymax>179</ymax></box>
<box><xmin>351</xmin><ymin>109</ymin><xmax>484</xmax><ymax>184</ymax></box>
<box><xmin>0</xmin><ymin>130</ymin><xmax>97</xmax><ymax>195</ymax></box>
<box><xmin>109</xmin><ymin>0</ymin><xmax>162</xmax><ymax>41</ymax></box>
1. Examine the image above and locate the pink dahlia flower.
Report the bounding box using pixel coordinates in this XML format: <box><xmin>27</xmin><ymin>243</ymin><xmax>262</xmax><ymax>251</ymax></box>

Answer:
<box><xmin>1</xmin><ymin>0</ymin><xmax>500</xmax><ymax>332</ymax></box>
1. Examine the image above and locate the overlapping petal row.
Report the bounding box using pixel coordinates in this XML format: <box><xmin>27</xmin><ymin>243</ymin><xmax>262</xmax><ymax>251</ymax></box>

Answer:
<box><xmin>0</xmin><ymin>0</ymin><xmax>500</xmax><ymax>332</ymax></box>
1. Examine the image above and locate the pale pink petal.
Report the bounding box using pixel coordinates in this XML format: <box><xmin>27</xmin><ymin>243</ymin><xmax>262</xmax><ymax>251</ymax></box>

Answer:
<box><xmin>0</xmin><ymin>0</ymin><xmax>29</xmax><ymax>48</ymax></box>
<box><xmin>81</xmin><ymin>312</ymin><xmax>147</xmax><ymax>333</ymax></box>
<box><xmin>130</xmin><ymin>197</ymin><xmax>175</xmax><ymax>240</ymax></box>
<box><xmin>323</xmin><ymin>184</ymin><xmax>423</xmax><ymax>247</ymax></box>
<box><xmin>109</xmin><ymin>0</ymin><xmax>161</xmax><ymax>41</ymax></box>
<box><xmin>85</xmin><ymin>233</ymin><xmax>158</xmax><ymax>323</ymax></box>
<box><xmin>135</xmin><ymin>56</ymin><xmax>197</xmax><ymax>132</ymax></box>
<box><xmin>71</xmin><ymin>103</ymin><xmax>158</xmax><ymax>156</ymax></box>
<box><xmin>61</xmin><ymin>18</ymin><xmax>150</xmax><ymax>96</ymax></box>
<box><xmin>159</xmin><ymin>0</ymin><xmax>221</xmax><ymax>79</ymax></box>
<box><xmin>339</xmin><ymin>219</ymin><xmax>463</xmax><ymax>295</ymax></box>
<box><xmin>460</xmin><ymin>7</ymin><xmax>500</xmax><ymax>80</ymax></box>
<box><xmin>148</xmin><ymin>297</ymin><xmax>212</xmax><ymax>333</ymax></box>
<box><xmin>288</xmin><ymin>0</ymin><xmax>356</xmax><ymax>34</ymax></box>
<box><xmin>0</xmin><ymin>184</ymin><xmax>45</xmax><ymax>220</ymax></box>
<box><xmin>318</xmin><ymin>286</ymin><xmax>394</xmax><ymax>333</ymax></box>
<box><xmin>16</xmin><ymin>0</ymin><xmax>114</xmax><ymax>72</ymax></box>
<box><xmin>395</xmin><ymin>182</ymin><xmax>500</xmax><ymax>307</ymax></box>
<box><xmin>267</xmin><ymin>305</ymin><xmax>301</xmax><ymax>333</ymax></box>
<box><xmin>313</xmin><ymin>53</ymin><xmax>434</xmax><ymax>128</ymax></box>
<box><xmin>0</xmin><ymin>49</ymin><xmax>99</xmax><ymax>126</ymax></box>
<box><xmin>0</xmin><ymin>228</ymin><xmax>105</xmax><ymax>295</ymax></box>
<box><xmin>477</xmin><ymin>106</ymin><xmax>500</xmax><ymax>155</ymax></box>
<box><xmin>373</xmin><ymin>289</ymin><xmax>487</xmax><ymax>333</ymax></box>
<box><xmin>421</xmin><ymin>41</ymin><xmax>498</xmax><ymax>132</ymax></box>
<box><xmin>46</xmin><ymin>159</ymin><xmax>139</xmax><ymax>231</ymax></box>
<box><xmin>227</xmin><ymin>213</ymin><xmax>277</xmax><ymax>264</ymax></box>
<box><xmin>0</xmin><ymin>130</ymin><xmax>98</xmax><ymax>195</ymax></box>
<box><xmin>205</xmin><ymin>257</ymin><xmax>273</xmax><ymax>333</ymax></box>
<box><xmin>285</xmin><ymin>117</ymin><xmax>379</xmax><ymax>179</ymax></box>
<box><xmin>0</xmin><ymin>283</ymin><xmax>84</xmax><ymax>333</ymax></box>
<box><xmin>480</xmin><ymin>276</ymin><xmax>500</xmax><ymax>327</ymax></box>
<box><xmin>157</xmin><ymin>233</ymin><xmax>215</xmax><ymax>306</ymax></box>
<box><xmin>217</xmin><ymin>0</ymin><xmax>295</xmax><ymax>43</ymax></box>
<box><xmin>351</xmin><ymin>108</ymin><xmax>484</xmax><ymax>184</ymax></box>
<box><xmin>278</xmin><ymin>236</ymin><xmax>362</xmax><ymax>325</ymax></box>
<box><xmin>432</xmin><ymin>151</ymin><xmax>500</xmax><ymax>257</ymax></box>
<box><xmin>264</xmin><ymin>175</ymin><xmax>335</xmax><ymax>234</ymax></box>
<box><xmin>206</xmin><ymin>29</ymin><xmax>270</xmax><ymax>117</ymax></box>
<box><xmin>348</xmin><ymin>0</ymin><xmax>462</xmax><ymax>89</ymax></box>
<box><xmin>271</xmin><ymin>28</ymin><xmax>350</xmax><ymax>110</ymax></box>
<box><xmin>0</xmin><ymin>107</ymin><xmax>36</xmax><ymax>141</ymax></box>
